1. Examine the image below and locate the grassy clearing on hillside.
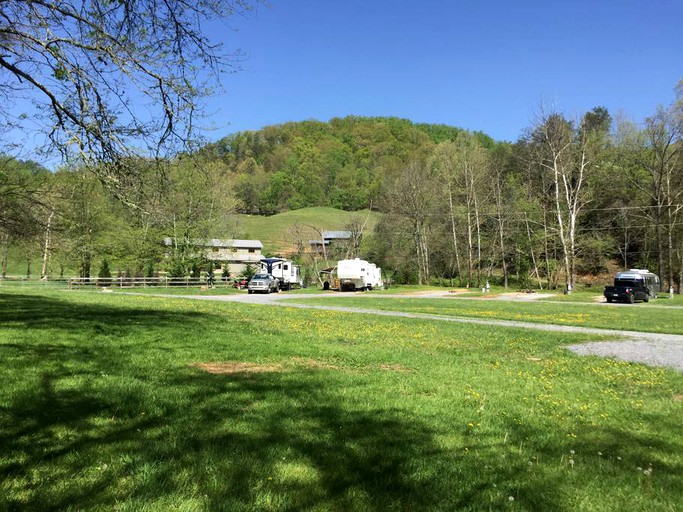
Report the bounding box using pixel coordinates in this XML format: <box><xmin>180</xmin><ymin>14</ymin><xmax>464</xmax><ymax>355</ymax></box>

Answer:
<box><xmin>286</xmin><ymin>293</ymin><xmax>683</xmax><ymax>334</ymax></box>
<box><xmin>236</xmin><ymin>207</ymin><xmax>380</xmax><ymax>254</ymax></box>
<box><xmin>1</xmin><ymin>289</ymin><xmax>681</xmax><ymax>511</ymax></box>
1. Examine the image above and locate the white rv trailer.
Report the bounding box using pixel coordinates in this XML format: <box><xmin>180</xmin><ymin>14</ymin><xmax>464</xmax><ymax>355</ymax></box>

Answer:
<box><xmin>337</xmin><ymin>258</ymin><xmax>384</xmax><ymax>291</ymax></box>
<box><xmin>337</xmin><ymin>258</ymin><xmax>370</xmax><ymax>291</ymax></box>
<box><xmin>367</xmin><ymin>263</ymin><xmax>384</xmax><ymax>290</ymax></box>
<box><xmin>259</xmin><ymin>258</ymin><xmax>303</xmax><ymax>291</ymax></box>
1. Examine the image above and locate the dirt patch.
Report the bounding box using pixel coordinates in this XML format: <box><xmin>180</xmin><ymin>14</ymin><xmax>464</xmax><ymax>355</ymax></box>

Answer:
<box><xmin>674</xmin><ymin>395</ymin><xmax>683</xmax><ymax>402</ymax></box>
<box><xmin>495</xmin><ymin>292</ymin><xmax>556</xmax><ymax>301</ymax></box>
<box><xmin>192</xmin><ymin>362</ymin><xmax>283</xmax><ymax>375</ymax></box>
<box><xmin>379</xmin><ymin>363</ymin><xmax>411</xmax><ymax>372</ymax></box>
<box><xmin>392</xmin><ymin>289</ymin><xmax>467</xmax><ymax>296</ymax></box>
<box><xmin>289</xmin><ymin>357</ymin><xmax>340</xmax><ymax>371</ymax></box>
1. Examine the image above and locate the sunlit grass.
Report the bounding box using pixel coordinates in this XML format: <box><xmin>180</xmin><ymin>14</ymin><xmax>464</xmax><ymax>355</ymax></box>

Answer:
<box><xmin>236</xmin><ymin>206</ymin><xmax>381</xmax><ymax>254</ymax></box>
<box><xmin>285</xmin><ymin>293</ymin><xmax>683</xmax><ymax>334</ymax></box>
<box><xmin>1</xmin><ymin>288</ymin><xmax>681</xmax><ymax>511</ymax></box>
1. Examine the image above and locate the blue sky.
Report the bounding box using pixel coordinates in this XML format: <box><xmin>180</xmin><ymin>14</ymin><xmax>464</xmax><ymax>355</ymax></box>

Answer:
<box><xmin>204</xmin><ymin>0</ymin><xmax>683</xmax><ymax>142</ymax></box>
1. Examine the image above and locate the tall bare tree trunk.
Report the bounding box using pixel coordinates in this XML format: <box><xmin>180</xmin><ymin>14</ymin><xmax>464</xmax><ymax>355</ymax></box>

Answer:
<box><xmin>1</xmin><ymin>234</ymin><xmax>10</xmax><ymax>279</ymax></box>
<box><xmin>525</xmin><ymin>212</ymin><xmax>543</xmax><ymax>289</ymax></box>
<box><xmin>542</xmin><ymin>206</ymin><xmax>552</xmax><ymax>289</ymax></box>
<box><xmin>466</xmin><ymin>207</ymin><xmax>474</xmax><ymax>287</ymax></box>
<box><xmin>41</xmin><ymin>209</ymin><xmax>55</xmax><ymax>280</ymax></box>
<box><xmin>447</xmin><ymin>182</ymin><xmax>463</xmax><ymax>284</ymax></box>
<box><xmin>474</xmin><ymin>191</ymin><xmax>482</xmax><ymax>288</ymax></box>
<box><xmin>494</xmin><ymin>178</ymin><xmax>508</xmax><ymax>288</ymax></box>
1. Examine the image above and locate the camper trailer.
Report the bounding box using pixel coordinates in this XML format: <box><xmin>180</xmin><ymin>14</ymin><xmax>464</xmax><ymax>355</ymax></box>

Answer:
<box><xmin>367</xmin><ymin>263</ymin><xmax>384</xmax><ymax>290</ymax></box>
<box><xmin>604</xmin><ymin>269</ymin><xmax>659</xmax><ymax>303</ymax></box>
<box><xmin>259</xmin><ymin>258</ymin><xmax>302</xmax><ymax>291</ymax></box>
<box><xmin>336</xmin><ymin>258</ymin><xmax>382</xmax><ymax>291</ymax></box>
<box><xmin>337</xmin><ymin>258</ymin><xmax>369</xmax><ymax>291</ymax></box>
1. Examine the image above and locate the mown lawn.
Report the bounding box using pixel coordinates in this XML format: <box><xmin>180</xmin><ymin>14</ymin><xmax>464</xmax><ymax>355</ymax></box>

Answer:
<box><xmin>285</xmin><ymin>293</ymin><xmax>683</xmax><ymax>335</ymax></box>
<box><xmin>236</xmin><ymin>207</ymin><xmax>380</xmax><ymax>254</ymax></box>
<box><xmin>1</xmin><ymin>288</ymin><xmax>681</xmax><ymax>511</ymax></box>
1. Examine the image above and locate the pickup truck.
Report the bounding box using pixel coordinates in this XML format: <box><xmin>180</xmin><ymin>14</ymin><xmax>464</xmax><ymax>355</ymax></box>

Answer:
<box><xmin>604</xmin><ymin>269</ymin><xmax>659</xmax><ymax>304</ymax></box>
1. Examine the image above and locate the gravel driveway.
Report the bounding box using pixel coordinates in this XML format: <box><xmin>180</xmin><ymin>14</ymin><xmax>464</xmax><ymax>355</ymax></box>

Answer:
<box><xmin>146</xmin><ymin>291</ymin><xmax>683</xmax><ymax>372</ymax></box>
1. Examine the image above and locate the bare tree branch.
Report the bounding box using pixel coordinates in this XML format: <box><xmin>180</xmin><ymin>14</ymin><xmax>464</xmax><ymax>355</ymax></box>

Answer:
<box><xmin>1</xmin><ymin>0</ymin><xmax>257</xmax><ymax>199</ymax></box>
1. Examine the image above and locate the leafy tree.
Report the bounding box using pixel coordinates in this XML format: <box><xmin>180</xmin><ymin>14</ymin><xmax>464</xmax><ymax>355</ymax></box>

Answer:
<box><xmin>56</xmin><ymin>169</ymin><xmax>114</xmax><ymax>278</ymax></box>
<box><xmin>0</xmin><ymin>156</ymin><xmax>47</xmax><ymax>241</ymax></box>
<box><xmin>382</xmin><ymin>160</ymin><xmax>436</xmax><ymax>285</ymax></box>
<box><xmin>524</xmin><ymin>108</ymin><xmax>606</xmax><ymax>293</ymax></box>
<box><xmin>98</xmin><ymin>258</ymin><xmax>111</xmax><ymax>285</ymax></box>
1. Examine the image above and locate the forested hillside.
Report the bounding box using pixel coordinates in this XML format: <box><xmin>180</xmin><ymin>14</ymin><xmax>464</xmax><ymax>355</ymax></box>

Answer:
<box><xmin>201</xmin><ymin>116</ymin><xmax>493</xmax><ymax>213</ymax></box>
<box><xmin>2</xmin><ymin>107</ymin><xmax>682</xmax><ymax>292</ymax></box>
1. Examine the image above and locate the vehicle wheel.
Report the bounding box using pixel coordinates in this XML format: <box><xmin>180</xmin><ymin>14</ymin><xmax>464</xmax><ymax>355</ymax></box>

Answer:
<box><xmin>248</xmin><ymin>290</ymin><xmax>252</xmax><ymax>294</ymax></box>
<box><xmin>628</xmin><ymin>294</ymin><xmax>635</xmax><ymax>304</ymax></box>
<box><xmin>644</xmin><ymin>294</ymin><xmax>649</xmax><ymax>302</ymax></box>
<box><xmin>606</xmin><ymin>297</ymin><xmax>613</xmax><ymax>303</ymax></box>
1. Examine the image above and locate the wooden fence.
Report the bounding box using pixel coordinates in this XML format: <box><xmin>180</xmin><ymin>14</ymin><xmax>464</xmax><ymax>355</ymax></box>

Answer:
<box><xmin>67</xmin><ymin>276</ymin><xmax>237</xmax><ymax>289</ymax></box>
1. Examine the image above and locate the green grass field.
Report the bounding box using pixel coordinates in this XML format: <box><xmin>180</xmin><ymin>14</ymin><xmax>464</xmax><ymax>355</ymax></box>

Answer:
<box><xmin>236</xmin><ymin>207</ymin><xmax>381</xmax><ymax>254</ymax></box>
<box><xmin>1</xmin><ymin>288</ymin><xmax>682</xmax><ymax>511</ymax></box>
<box><xmin>285</xmin><ymin>291</ymin><xmax>683</xmax><ymax>335</ymax></box>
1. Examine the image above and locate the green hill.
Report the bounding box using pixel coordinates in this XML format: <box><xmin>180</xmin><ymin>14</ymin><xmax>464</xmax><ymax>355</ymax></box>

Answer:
<box><xmin>235</xmin><ymin>207</ymin><xmax>381</xmax><ymax>255</ymax></box>
<box><xmin>203</xmin><ymin>116</ymin><xmax>494</xmax><ymax>214</ymax></box>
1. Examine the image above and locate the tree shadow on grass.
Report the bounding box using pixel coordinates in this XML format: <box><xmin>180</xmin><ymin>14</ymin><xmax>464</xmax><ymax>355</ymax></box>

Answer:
<box><xmin>6</xmin><ymin>365</ymin><xmax>679</xmax><ymax>511</ymax></box>
<box><xmin>0</xmin><ymin>292</ymin><xmax>213</xmax><ymax>337</ymax></box>
<box><xmin>469</xmin><ymin>411</ymin><xmax>683</xmax><ymax>511</ymax></box>
<box><xmin>1</xmin><ymin>292</ymin><xmax>456</xmax><ymax>509</ymax></box>
<box><xmin>1</xmin><ymin>364</ymin><xmax>451</xmax><ymax>510</ymax></box>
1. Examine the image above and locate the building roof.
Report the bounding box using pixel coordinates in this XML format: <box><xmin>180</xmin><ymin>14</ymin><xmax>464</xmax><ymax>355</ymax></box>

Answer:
<box><xmin>323</xmin><ymin>230</ymin><xmax>352</xmax><ymax>240</ymax></box>
<box><xmin>163</xmin><ymin>238</ymin><xmax>263</xmax><ymax>249</ymax></box>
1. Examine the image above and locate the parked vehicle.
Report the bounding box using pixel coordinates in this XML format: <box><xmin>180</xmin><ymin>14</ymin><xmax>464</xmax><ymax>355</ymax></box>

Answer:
<box><xmin>337</xmin><ymin>258</ymin><xmax>383</xmax><ymax>291</ymax></box>
<box><xmin>232</xmin><ymin>277</ymin><xmax>248</xmax><ymax>289</ymax></box>
<box><xmin>259</xmin><ymin>258</ymin><xmax>302</xmax><ymax>291</ymax></box>
<box><xmin>367</xmin><ymin>263</ymin><xmax>384</xmax><ymax>290</ymax></box>
<box><xmin>320</xmin><ymin>267</ymin><xmax>340</xmax><ymax>291</ymax></box>
<box><xmin>604</xmin><ymin>269</ymin><xmax>659</xmax><ymax>304</ymax></box>
<box><xmin>247</xmin><ymin>273</ymin><xmax>279</xmax><ymax>294</ymax></box>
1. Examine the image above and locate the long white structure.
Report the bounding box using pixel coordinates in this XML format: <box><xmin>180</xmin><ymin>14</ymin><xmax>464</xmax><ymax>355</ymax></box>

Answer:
<box><xmin>337</xmin><ymin>258</ymin><xmax>382</xmax><ymax>291</ymax></box>
<box><xmin>259</xmin><ymin>258</ymin><xmax>303</xmax><ymax>290</ymax></box>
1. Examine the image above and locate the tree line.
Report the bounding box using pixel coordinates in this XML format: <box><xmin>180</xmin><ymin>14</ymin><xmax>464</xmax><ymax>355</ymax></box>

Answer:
<box><xmin>1</xmin><ymin>97</ymin><xmax>682</xmax><ymax>292</ymax></box>
<box><xmin>367</xmin><ymin>102</ymin><xmax>682</xmax><ymax>292</ymax></box>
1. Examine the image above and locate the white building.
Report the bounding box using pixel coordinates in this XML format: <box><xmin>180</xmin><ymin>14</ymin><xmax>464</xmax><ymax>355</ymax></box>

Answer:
<box><xmin>164</xmin><ymin>238</ymin><xmax>263</xmax><ymax>276</ymax></box>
